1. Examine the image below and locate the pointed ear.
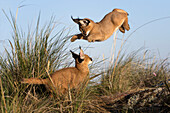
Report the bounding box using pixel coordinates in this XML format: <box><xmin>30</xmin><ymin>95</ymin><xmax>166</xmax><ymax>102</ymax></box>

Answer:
<box><xmin>71</xmin><ymin>16</ymin><xmax>81</xmax><ymax>24</ymax></box>
<box><xmin>79</xmin><ymin>46</ymin><xmax>85</xmax><ymax>59</ymax></box>
<box><xmin>70</xmin><ymin>50</ymin><xmax>78</xmax><ymax>59</ymax></box>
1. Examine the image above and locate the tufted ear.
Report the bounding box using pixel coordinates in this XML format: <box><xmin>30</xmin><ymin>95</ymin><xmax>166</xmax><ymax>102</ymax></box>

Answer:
<box><xmin>71</xmin><ymin>16</ymin><xmax>82</xmax><ymax>24</ymax></box>
<box><xmin>79</xmin><ymin>46</ymin><xmax>85</xmax><ymax>59</ymax></box>
<box><xmin>70</xmin><ymin>50</ymin><xmax>79</xmax><ymax>59</ymax></box>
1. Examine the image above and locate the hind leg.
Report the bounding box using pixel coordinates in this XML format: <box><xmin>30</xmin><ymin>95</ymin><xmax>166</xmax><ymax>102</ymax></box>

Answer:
<box><xmin>119</xmin><ymin>25</ymin><xmax>125</xmax><ymax>33</ymax></box>
<box><xmin>122</xmin><ymin>17</ymin><xmax>130</xmax><ymax>31</ymax></box>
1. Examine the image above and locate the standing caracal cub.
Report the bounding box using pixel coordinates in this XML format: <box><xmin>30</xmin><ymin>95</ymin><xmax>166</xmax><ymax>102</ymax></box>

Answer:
<box><xmin>22</xmin><ymin>47</ymin><xmax>92</xmax><ymax>94</ymax></box>
<box><xmin>71</xmin><ymin>8</ymin><xmax>130</xmax><ymax>42</ymax></box>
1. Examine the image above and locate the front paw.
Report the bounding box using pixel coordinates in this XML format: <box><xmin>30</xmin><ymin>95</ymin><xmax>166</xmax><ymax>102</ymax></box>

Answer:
<box><xmin>71</xmin><ymin>35</ymin><xmax>78</xmax><ymax>42</ymax></box>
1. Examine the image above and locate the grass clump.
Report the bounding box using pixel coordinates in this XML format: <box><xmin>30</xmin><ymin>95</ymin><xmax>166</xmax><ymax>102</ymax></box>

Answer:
<box><xmin>98</xmin><ymin>49</ymin><xmax>169</xmax><ymax>94</ymax></box>
<box><xmin>0</xmin><ymin>11</ymin><xmax>72</xmax><ymax>112</ymax></box>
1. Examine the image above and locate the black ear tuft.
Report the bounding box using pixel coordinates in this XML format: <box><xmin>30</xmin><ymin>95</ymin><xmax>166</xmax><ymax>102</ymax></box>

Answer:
<box><xmin>70</xmin><ymin>50</ymin><xmax>78</xmax><ymax>59</ymax></box>
<box><xmin>71</xmin><ymin>16</ymin><xmax>82</xmax><ymax>24</ymax></box>
<box><xmin>71</xmin><ymin>16</ymin><xmax>73</xmax><ymax>20</ymax></box>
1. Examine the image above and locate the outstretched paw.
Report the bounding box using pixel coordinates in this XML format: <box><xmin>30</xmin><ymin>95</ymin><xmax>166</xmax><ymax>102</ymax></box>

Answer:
<box><xmin>71</xmin><ymin>35</ymin><xmax>78</xmax><ymax>42</ymax></box>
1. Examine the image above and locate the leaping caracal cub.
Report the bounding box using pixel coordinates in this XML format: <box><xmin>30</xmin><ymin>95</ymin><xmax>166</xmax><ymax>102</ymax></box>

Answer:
<box><xmin>71</xmin><ymin>8</ymin><xmax>130</xmax><ymax>42</ymax></box>
<box><xmin>22</xmin><ymin>47</ymin><xmax>92</xmax><ymax>94</ymax></box>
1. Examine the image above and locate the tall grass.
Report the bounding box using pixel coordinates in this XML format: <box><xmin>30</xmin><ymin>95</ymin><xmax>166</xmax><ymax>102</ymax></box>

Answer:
<box><xmin>99</xmin><ymin>49</ymin><xmax>169</xmax><ymax>95</ymax></box>
<box><xmin>0</xmin><ymin>11</ymin><xmax>73</xmax><ymax>112</ymax></box>
<box><xmin>0</xmin><ymin>10</ymin><xmax>169</xmax><ymax>113</ymax></box>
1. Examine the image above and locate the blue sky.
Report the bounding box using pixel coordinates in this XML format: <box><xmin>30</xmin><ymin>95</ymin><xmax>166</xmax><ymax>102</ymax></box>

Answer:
<box><xmin>0</xmin><ymin>0</ymin><xmax>170</xmax><ymax>62</ymax></box>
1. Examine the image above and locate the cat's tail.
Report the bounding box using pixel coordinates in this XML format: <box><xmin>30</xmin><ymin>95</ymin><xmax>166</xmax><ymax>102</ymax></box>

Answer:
<box><xmin>21</xmin><ymin>78</ymin><xmax>48</xmax><ymax>85</ymax></box>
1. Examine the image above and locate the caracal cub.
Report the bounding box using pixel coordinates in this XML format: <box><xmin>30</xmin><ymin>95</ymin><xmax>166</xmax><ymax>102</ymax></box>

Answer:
<box><xmin>22</xmin><ymin>47</ymin><xmax>92</xmax><ymax>94</ymax></box>
<box><xmin>71</xmin><ymin>8</ymin><xmax>130</xmax><ymax>42</ymax></box>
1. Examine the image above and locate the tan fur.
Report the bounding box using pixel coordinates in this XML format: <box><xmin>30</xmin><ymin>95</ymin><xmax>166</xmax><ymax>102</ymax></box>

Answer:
<box><xmin>22</xmin><ymin>47</ymin><xmax>92</xmax><ymax>94</ymax></box>
<box><xmin>71</xmin><ymin>8</ymin><xmax>130</xmax><ymax>42</ymax></box>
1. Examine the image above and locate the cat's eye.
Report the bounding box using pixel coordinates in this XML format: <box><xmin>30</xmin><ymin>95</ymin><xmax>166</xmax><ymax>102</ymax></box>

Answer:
<box><xmin>83</xmin><ymin>20</ymin><xmax>88</xmax><ymax>23</ymax></box>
